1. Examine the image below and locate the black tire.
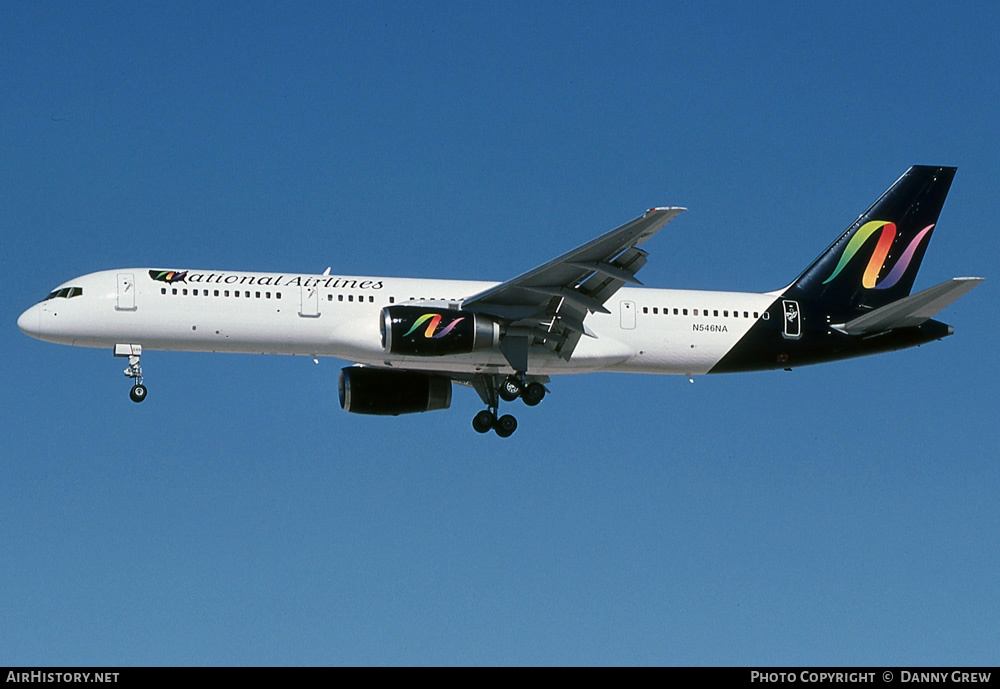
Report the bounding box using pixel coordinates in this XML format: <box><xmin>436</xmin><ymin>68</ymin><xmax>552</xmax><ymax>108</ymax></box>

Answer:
<box><xmin>522</xmin><ymin>382</ymin><xmax>546</xmax><ymax>406</ymax></box>
<box><xmin>494</xmin><ymin>414</ymin><xmax>517</xmax><ymax>438</ymax></box>
<box><xmin>499</xmin><ymin>376</ymin><xmax>522</xmax><ymax>402</ymax></box>
<box><xmin>472</xmin><ymin>410</ymin><xmax>495</xmax><ymax>434</ymax></box>
<box><xmin>129</xmin><ymin>384</ymin><xmax>147</xmax><ymax>403</ymax></box>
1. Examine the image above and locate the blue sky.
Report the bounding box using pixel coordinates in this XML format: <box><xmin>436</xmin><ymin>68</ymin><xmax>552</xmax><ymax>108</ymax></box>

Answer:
<box><xmin>2</xmin><ymin>1</ymin><xmax>997</xmax><ymax>666</ymax></box>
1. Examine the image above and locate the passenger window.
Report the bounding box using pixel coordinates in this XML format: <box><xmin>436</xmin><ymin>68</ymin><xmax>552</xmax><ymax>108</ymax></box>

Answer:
<box><xmin>643</xmin><ymin>307</ymin><xmax>648</xmax><ymax>314</ymax></box>
<box><xmin>224</xmin><ymin>290</ymin><xmax>230</xmax><ymax>297</ymax></box>
<box><xmin>723</xmin><ymin>310</ymin><xmax>728</xmax><ymax>317</ymax></box>
<box><xmin>693</xmin><ymin>309</ymin><xmax>698</xmax><ymax>316</ymax></box>
<box><xmin>713</xmin><ymin>310</ymin><xmax>718</xmax><ymax>317</ymax></box>
<box><xmin>257</xmin><ymin>292</ymin><xmax>261</xmax><ymax>299</ymax></box>
<box><xmin>172</xmin><ymin>288</ymin><xmax>177</xmax><ymax>295</ymax></box>
<box><xmin>183</xmin><ymin>289</ymin><xmax>188</xmax><ymax>295</ymax></box>
<box><xmin>276</xmin><ymin>293</ymin><xmax>281</xmax><ymax>299</ymax></box>
<box><xmin>389</xmin><ymin>297</ymin><xmax>395</xmax><ymax>304</ymax></box>
<box><xmin>214</xmin><ymin>290</ymin><xmax>220</xmax><ymax>297</ymax></box>
<box><xmin>338</xmin><ymin>294</ymin><xmax>344</xmax><ymax>302</ymax></box>
<box><xmin>348</xmin><ymin>295</ymin><xmax>354</xmax><ymax>302</ymax></box>
<box><xmin>683</xmin><ymin>309</ymin><xmax>688</xmax><ymax>315</ymax></box>
<box><xmin>161</xmin><ymin>288</ymin><xmax>166</xmax><ymax>295</ymax></box>
<box><xmin>265</xmin><ymin>292</ymin><xmax>270</xmax><ymax>299</ymax></box>
<box><xmin>652</xmin><ymin>307</ymin><xmax>658</xmax><ymax>314</ymax></box>
<box><xmin>369</xmin><ymin>296</ymin><xmax>374</xmax><ymax>303</ymax></box>
<box><xmin>234</xmin><ymin>291</ymin><xmax>240</xmax><ymax>298</ymax></box>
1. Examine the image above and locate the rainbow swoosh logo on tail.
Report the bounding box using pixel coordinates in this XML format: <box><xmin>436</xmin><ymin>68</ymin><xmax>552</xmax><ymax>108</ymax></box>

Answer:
<box><xmin>403</xmin><ymin>313</ymin><xmax>466</xmax><ymax>339</ymax></box>
<box><xmin>822</xmin><ymin>221</ymin><xmax>934</xmax><ymax>290</ymax></box>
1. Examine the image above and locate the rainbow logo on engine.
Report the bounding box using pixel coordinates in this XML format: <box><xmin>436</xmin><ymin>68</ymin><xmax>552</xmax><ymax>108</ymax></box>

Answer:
<box><xmin>403</xmin><ymin>313</ymin><xmax>466</xmax><ymax>339</ymax></box>
<box><xmin>822</xmin><ymin>221</ymin><xmax>934</xmax><ymax>290</ymax></box>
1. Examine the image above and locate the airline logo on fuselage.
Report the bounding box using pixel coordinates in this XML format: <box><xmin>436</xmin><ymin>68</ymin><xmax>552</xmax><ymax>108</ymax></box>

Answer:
<box><xmin>822</xmin><ymin>221</ymin><xmax>934</xmax><ymax>290</ymax></box>
<box><xmin>147</xmin><ymin>270</ymin><xmax>383</xmax><ymax>290</ymax></box>
<box><xmin>149</xmin><ymin>270</ymin><xmax>188</xmax><ymax>284</ymax></box>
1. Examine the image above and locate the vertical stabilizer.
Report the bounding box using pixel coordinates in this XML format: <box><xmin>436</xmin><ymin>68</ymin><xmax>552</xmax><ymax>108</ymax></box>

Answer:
<box><xmin>785</xmin><ymin>166</ymin><xmax>956</xmax><ymax>310</ymax></box>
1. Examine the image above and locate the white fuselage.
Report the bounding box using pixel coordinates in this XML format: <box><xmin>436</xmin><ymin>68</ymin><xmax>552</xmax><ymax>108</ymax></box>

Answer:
<box><xmin>18</xmin><ymin>268</ymin><xmax>780</xmax><ymax>376</ymax></box>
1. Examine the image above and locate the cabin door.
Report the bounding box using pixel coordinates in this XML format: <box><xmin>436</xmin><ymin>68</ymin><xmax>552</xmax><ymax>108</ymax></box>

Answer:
<box><xmin>782</xmin><ymin>300</ymin><xmax>801</xmax><ymax>339</ymax></box>
<box><xmin>299</xmin><ymin>284</ymin><xmax>320</xmax><ymax>318</ymax></box>
<box><xmin>620</xmin><ymin>300</ymin><xmax>636</xmax><ymax>330</ymax></box>
<box><xmin>116</xmin><ymin>273</ymin><xmax>137</xmax><ymax>311</ymax></box>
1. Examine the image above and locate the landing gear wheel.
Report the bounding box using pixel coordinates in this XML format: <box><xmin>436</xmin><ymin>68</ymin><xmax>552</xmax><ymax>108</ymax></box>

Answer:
<box><xmin>129</xmin><ymin>384</ymin><xmax>147</xmax><ymax>403</ymax></box>
<box><xmin>499</xmin><ymin>376</ymin><xmax>523</xmax><ymax>402</ymax></box>
<box><xmin>494</xmin><ymin>414</ymin><xmax>517</xmax><ymax>438</ymax></box>
<box><xmin>522</xmin><ymin>382</ymin><xmax>546</xmax><ymax>406</ymax></box>
<box><xmin>472</xmin><ymin>410</ymin><xmax>495</xmax><ymax>434</ymax></box>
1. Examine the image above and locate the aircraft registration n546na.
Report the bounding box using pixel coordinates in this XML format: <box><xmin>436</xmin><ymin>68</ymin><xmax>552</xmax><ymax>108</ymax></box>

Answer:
<box><xmin>18</xmin><ymin>166</ymin><xmax>982</xmax><ymax>437</ymax></box>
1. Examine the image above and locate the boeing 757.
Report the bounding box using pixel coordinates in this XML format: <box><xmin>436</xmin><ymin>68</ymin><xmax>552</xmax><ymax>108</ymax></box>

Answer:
<box><xmin>18</xmin><ymin>166</ymin><xmax>982</xmax><ymax>437</ymax></box>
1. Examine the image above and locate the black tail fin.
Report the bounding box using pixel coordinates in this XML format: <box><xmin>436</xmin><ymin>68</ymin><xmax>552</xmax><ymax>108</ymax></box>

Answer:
<box><xmin>785</xmin><ymin>166</ymin><xmax>956</xmax><ymax>311</ymax></box>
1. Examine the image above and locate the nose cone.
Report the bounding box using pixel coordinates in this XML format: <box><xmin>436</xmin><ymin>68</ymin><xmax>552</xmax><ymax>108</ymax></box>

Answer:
<box><xmin>17</xmin><ymin>305</ymin><xmax>41</xmax><ymax>338</ymax></box>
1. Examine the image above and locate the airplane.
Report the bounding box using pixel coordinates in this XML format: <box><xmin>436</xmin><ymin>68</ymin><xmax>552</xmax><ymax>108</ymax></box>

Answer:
<box><xmin>17</xmin><ymin>165</ymin><xmax>982</xmax><ymax>437</ymax></box>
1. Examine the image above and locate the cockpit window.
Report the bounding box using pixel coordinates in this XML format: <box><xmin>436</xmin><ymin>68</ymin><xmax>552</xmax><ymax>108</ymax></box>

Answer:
<box><xmin>42</xmin><ymin>287</ymin><xmax>83</xmax><ymax>301</ymax></box>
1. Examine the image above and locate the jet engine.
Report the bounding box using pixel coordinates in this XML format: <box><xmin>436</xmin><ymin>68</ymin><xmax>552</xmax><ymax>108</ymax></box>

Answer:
<box><xmin>381</xmin><ymin>306</ymin><xmax>499</xmax><ymax>357</ymax></box>
<box><xmin>338</xmin><ymin>366</ymin><xmax>451</xmax><ymax>415</ymax></box>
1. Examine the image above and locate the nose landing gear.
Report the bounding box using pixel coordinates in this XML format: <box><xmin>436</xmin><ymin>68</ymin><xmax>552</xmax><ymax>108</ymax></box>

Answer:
<box><xmin>115</xmin><ymin>344</ymin><xmax>147</xmax><ymax>403</ymax></box>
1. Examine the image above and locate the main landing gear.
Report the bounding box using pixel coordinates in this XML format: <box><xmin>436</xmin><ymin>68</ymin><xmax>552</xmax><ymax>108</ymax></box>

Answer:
<box><xmin>114</xmin><ymin>344</ymin><xmax>147</xmax><ymax>403</ymax></box>
<box><xmin>471</xmin><ymin>373</ymin><xmax>547</xmax><ymax>438</ymax></box>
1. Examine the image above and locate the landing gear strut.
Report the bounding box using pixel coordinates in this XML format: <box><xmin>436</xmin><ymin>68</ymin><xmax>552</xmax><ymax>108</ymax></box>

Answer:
<box><xmin>469</xmin><ymin>372</ymin><xmax>547</xmax><ymax>437</ymax></box>
<box><xmin>115</xmin><ymin>344</ymin><xmax>147</xmax><ymax>403</ymax></box>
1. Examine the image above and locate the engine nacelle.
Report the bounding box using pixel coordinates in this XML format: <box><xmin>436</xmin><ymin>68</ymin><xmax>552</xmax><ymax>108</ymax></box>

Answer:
<box><xmin>381</xmin><ymin>306</ymin><xmax>499</xmax><ymax>357</ymax></box>
<box><xmin>338</xmin><ymin>366</ymin><xmax>451</xmax><ymax>416</ymax></box>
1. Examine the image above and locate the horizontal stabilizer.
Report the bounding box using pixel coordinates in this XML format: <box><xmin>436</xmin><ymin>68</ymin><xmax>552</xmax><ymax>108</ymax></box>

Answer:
<box><xmin>833</xmin><ymin>277</ymin><xmax>983</xmax><ymax>335</ymax></box>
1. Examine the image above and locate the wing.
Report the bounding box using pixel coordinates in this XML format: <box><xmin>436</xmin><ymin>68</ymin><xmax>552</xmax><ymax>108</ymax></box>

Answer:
<box><xmin>461</xmin><ymin>207</ymin><xmax>685</xmax><ymax>369</ymax></box>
